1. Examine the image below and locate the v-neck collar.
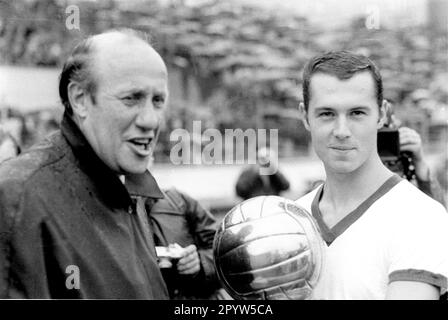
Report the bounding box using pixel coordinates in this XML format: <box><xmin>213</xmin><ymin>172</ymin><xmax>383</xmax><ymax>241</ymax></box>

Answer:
<box><xmin>311</xmin><ymin>174</ymin><xmax>402</xmax><ymax>245</ymax></box>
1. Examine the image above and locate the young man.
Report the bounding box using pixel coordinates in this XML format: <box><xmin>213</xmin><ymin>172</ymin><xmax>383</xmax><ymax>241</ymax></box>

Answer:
<box><xmin>295</xmin><ymin>51</ymin><xmax>448</xmax><ymax>300</ymax></box>
<box><xmin>0</xmin><ymin>29</ymin><xmax>169</xmax><ymax>298</ymax></box>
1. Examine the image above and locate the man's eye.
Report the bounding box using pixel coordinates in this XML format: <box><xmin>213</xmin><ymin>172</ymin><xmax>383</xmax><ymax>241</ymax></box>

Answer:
<box><xmin>122</xmin><ymin>96</ymin><xmax>136</xmax><ymax>102</ymax></box>
<box><xmin>121</xmin><ymin>95</ymin><xmax>140</xmax><ymax>105</ymax></box>
<box><xmin>351</xmin><ymin>110</ymin><xmax>366</xmax><ymax>116</ymax></box>
<box><xmin>319</xmin><ymin>112</ymin><xmax>333</xmax><ymax>118</ymax></box>
<box><xmin>153</xmin><ymin>96</ymin><xmax>165</xmax><ymax>108</ymax></box>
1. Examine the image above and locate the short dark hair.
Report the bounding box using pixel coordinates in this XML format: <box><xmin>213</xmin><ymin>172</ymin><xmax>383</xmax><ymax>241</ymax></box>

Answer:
<box><xmin>58</xmin><ymin>37</ymin><xmax>96</xmax><ymax>116</ymax></box>
<box><xmin>302</xmin><ymin>51</ymin><xmax>383</xmax><ymax>111</ymax></box>
<box><xmin>58</xmin><ymin>28</ymin><xmax>152</xmax><ymax>115</ymax></box>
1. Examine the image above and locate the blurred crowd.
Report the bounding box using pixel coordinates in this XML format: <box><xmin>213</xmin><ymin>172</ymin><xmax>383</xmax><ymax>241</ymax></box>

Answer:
<box><xmin>0</xmin><ymin>0</ymin><xmax>447</xmax><ymax>196</ymax></box>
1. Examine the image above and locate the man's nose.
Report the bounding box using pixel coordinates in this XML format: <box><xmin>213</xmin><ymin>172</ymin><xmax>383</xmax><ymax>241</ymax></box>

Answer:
<box><xmin>135</xmin><ymin>103</ymin><xmax>160</xmax><ymax>130</ymax></box>
<box><xmin>333</xmin><ymin>116</ymin><xmax>351</xmax><ymax>139</ymax></box>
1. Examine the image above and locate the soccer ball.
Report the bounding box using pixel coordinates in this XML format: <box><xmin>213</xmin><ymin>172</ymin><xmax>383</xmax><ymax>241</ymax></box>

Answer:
<box><xmin>213</xmin><ymin>196</ymin><xmax>324</xmax><ymax>300</ymax></box>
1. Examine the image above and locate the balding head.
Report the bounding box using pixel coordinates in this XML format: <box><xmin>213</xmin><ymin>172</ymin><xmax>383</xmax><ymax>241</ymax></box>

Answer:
<box><xmin>60</xmin><ymin>29</ymin><xmax>169</xmax><ymax>175</ymax></box>
<box><xmin>59</xmin><ymin>29</ymin><xmax>166</xmax><ymax>115</ymax></box>
<box><xmin>89</xmin><ymin>30</ymin><xmax>166</xmax><ymax>72</ymax></box>
<box><xmin>89</xmin><ymin>31</ymin><xmax>167</xmax><ymax>97</ymax></box>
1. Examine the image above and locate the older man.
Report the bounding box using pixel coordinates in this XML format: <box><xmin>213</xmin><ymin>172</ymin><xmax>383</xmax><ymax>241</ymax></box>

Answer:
<box><xmin>0</xmin><ymin>29</ymin><xmax>169</xmax><ymax>299</ymax></box>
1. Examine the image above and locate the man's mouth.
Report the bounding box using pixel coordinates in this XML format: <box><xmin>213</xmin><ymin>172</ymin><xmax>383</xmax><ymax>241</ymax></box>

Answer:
<box><xmin>128</xmin><ymin>137</ymin><xmax>153</xmax><ymax>154</ymax></box>
<box><xmin>330</xmin><ymin>146</ymin><xmax>355</xmax><ymax>151</ymax></box>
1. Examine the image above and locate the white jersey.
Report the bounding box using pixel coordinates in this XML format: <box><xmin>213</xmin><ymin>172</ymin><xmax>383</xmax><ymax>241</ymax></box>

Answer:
<box><xmin>295</xmin><ymin>175</ymin><xmax>448</xmax><ymax>300</ymax></box>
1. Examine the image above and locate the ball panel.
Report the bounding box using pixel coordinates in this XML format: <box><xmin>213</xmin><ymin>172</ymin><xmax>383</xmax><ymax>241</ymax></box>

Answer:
<box><xmin>216</xmin><ymin>214</ymin><xmax>307</xmax><ymax>256</ymax></box>
<box><xmin>213</xmin><ymin>196</ymin><xmax>325</xmax><ymax>300</ymax></box>
<box><xmin>217</xmin><ymin>234</ymin><xmax>309</xmax><ymax>273</ymax></box>
<box><xmin>258</xmin><ymin>196</ymin><xmax>290</xmax><ymax>218</ymax></box>
<box><xmin>239</xmin><ymin>196</ymin><xmax>287</xmax><ymax>221</ymax></box>
<box><xmin>285</xmin><ymin>203</ymin><xmax>325</xmax><ymax>287</ymax></box>
<box><xmin>264</xmin><ymin>281</ymin><xmax>312</xmax><ymax>300</ymax></box>
<box><xmin>221</xmin><ymin>252</ymin><xmax>311</xmax><ymax>293</ymax></box>
<box><xmin>223</xmin><ymin>204</ymin><xmax>245</xmax><ymax>228</ymax></box>
<box><xmin>238</xmin><ymin>196</ymin><xmax>267</xmax><ymax>220</ymax></box>
<box><xmin>235</xmin><ymin>279</ymin><xmax>312</xmax><ymax>300</ymax></box>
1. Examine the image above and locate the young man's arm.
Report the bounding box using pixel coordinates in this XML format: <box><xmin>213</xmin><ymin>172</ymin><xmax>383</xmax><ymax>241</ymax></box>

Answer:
<box><xmin>386</xmin><ymin>198</ymin><xmax>448</xmax><ymax>300</ymax></box>
<box><xmin>386</xmin><ymin>281</ymin><xmax>439</xmax><ymax>300</ymax></box>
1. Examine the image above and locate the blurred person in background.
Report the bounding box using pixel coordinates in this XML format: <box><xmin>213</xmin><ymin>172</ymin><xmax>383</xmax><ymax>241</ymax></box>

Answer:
<box><xmin>398</xmin><ymin>126</ymin><xmax>445</xmax><ymax>207</ymax></box>
<box><xmin>0</xmin><ymin>29</ymin><xmax>170</xmax><ymax>299</ymax></box>
<box><xmin>235</xmin><ymin>146</ymin><xmax>290</xmax><ymax>200</ymax></box>
<box><xmin>146</xmin><ymin>187</ymin><xmax>229</xmax><ymax>299</ymax></box>
<box><xmin>410</xmin><ymin>89</ymin><xmax>435</xmax><ymax>118</ymax></box>
<box><xmin>380</xmin><ymin>106</ymin><xmax>445</xmax><ymax>207</ymax></box>
<box><xmin>434</xmin><ymin>156</ymin><xmax>448</xmax><ymax>207</ymax></box>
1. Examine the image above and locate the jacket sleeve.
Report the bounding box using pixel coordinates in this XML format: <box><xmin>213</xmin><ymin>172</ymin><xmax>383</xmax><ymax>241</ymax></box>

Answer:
<box><xmin>0</xmin><ymin>180</ymin><xmax>14</xmax><ymax>298</ymax></box>
<box><xmin>178</xmin><ymin>190</ymin><xmax>219</xmax><ymax>285</ymax></box>
<box><xmin>0</xmin><ymin>178</ymin><xmax>52</xmax><ymax>298</ymax></box>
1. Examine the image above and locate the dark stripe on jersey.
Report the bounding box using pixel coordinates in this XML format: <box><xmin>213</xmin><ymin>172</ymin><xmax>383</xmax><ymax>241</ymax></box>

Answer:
<box><xmin>311</xmin><ymin>174</ymin><xmax>402</xmax><ymax>246</ymax></box>
<box><xmin>389</xmin><ymin>269</ymin><xmax>447</xmax><ymax>296</ymax></box>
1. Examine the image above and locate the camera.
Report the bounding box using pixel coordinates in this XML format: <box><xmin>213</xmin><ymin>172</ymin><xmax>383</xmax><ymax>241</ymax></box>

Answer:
<box><xmin>155</xmin><ymin>244</ymin><xmax>183</xmax><ymax>268</ymax></box>
<box><xmin>376</xmin><ymin>102</ymin><xmax>417</xmax><ymax>181</ymax></box>
<box><xmin>377</xmin><ymin>128</ymin><xmax>415</xmax><ymax>181</ymax></box>
<box><xmin>377</xmin><ymin>128</ymin><xmax>400</xmax><ymax>160</ymax></box>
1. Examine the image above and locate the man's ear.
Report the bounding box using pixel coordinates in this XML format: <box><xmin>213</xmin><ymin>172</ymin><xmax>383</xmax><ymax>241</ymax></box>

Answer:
<box><xmin>298</xmin><ymin>102</ymin><xmax>310</xmax><ymax>131</ymax></box>
<box><xmin>377</xmin><ymin>99</ymin><xmax>389</xmax><ymax>129</ymax></box>
<box><xmin>67</xmin><ymin>82</ymin><xmax>89</xmax><ymax>119</ymax></box>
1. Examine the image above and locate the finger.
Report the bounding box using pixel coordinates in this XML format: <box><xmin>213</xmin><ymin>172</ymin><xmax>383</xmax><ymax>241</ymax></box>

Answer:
<box><xmin>178</xmin><ymin>258</ymin><xmax>200</xmax><ymax>274</ymax></box>
<box><xmin>183</xmin><ymin>244</ymin><xmax>197</xmax><ymax>255</ymax></box>
<box><xmin>399</xmin><ymin>143</ymin><xmax>416</xmax><ymax>153</ymax></box>
<box><xmin>178</xmin><ymin>245</ymin><xmax>197</xmax><ymax>262</ymax></box>
<box><xmin>399</xmin><ymin>133</ymin><xmax>421</xmax><ymax>147</ymax></box>
<box><xmin>399</xmin><ymin>137</ymin><xmax>418</xmax><ymax>147</ymax></box>
<box><xmin>176</xmin><ymin>244</ymin><xmax>194</xmax><ymax>259</ymax></box>
<box><xmin>399</xmin><ymin>133</ymin><xmax>415</xmax><ymax>144</ymax></box>
<box><xmin>399</xmin><ymin>127</ymin><xmax>418</xmax><ymax>135</ymax></box>
<box><xmin>399</xmin><ymin>128</ymin><xmax>421</xmax><ymax>140</ymax></box>
<box><xmin>178</xmin><ymin>258</ymin><xmax>199</xmax><ymax>272</ymax></box>
<box><xmin>178</xmin><ymin>250</ymin><xmax>199</xmax><ymax>266</ymax></box>
<box><xmin>178</xmin><ymin>263</ymin><xmax>200</xmax><ymax>275</ymax></box>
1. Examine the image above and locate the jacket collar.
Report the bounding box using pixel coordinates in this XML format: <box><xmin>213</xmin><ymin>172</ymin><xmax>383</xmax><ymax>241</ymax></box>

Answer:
<box><xmin>126</xmin><ymin>171</ymin><xmax>164</xmax><ymax>199</ymax></box>
<box><xmin>60</xmin><ymin>112</ymin><xmax>163</xmax><ymax>210</ymax></box>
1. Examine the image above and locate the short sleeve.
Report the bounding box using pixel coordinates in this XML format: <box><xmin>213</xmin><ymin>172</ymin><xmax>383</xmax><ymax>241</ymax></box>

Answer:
<box><xmin>387</xmin><ymin>201</ymin><xmax>448</xmax><ymax>295</ymax></box>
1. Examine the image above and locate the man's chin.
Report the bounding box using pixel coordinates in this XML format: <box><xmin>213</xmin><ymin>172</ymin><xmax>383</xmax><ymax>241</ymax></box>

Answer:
<box><xmin>119</xmin><ymin>161</ymin><xmax>149</xmax><ymax>175</ymax></box>
<box><xmin>326</xmin><ymin>161</ymin><xmax>359</xmax><ymax>174</ymax></box>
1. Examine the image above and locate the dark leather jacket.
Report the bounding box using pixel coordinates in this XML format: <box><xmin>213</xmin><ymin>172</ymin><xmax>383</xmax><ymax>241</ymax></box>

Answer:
<box><xmin>0</xmin><ymin>114</ymin><xmax>168</xmax><ymax>299</ymax></box>
<box><xmin>146</xmin><ymin>188</ymin><xmax>220</xmax><ymax>299</ymax></box>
